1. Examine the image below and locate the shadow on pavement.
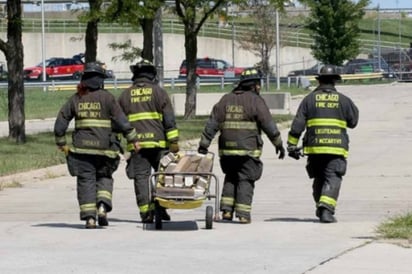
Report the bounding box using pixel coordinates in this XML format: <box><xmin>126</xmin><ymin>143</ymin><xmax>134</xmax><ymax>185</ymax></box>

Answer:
<box><xmin>265</xmin><ymin>217</ymin><xmax>319</xmax><ymax>223</ymax></box>
<box><xmin>32</xmin><ymin>223</ymin><xmax>86</xmax><ymax>229</ymax></box>
<box><xmin>142</xmin><ymin>220</ymin><xmax>199</xmax><ymax>231</ymax></box>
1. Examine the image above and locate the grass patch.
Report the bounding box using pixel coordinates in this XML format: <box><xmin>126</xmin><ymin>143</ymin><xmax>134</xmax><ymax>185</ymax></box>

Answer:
<box><xmin>1</xmin><ymin>85</ymin><xmax>306</xmax><ymax>121</ymax></box>
<box><xmin>376</xmin><ymin>213</ymin><xmax>412</xmax><ymax>240</ymax></box>
<box><xmin>0</xmin><ymin>114</ymin><xmax>291</xmax><ymax>177</ymax></box>
<box><xmin>0</xmin><ymin>132</ymin><xmax>66</xmax><ymax>177</ymax></box>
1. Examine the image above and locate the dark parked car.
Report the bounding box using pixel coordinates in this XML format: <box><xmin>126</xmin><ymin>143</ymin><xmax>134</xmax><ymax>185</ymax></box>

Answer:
<box><xmin>288</xmin><ymin>63</ymin><xmax>344</xmax><ymax>77</ymax></box>
<box><xmin>287</xmin><ymin>63</ymin><xmax>326</xmax><ymax>77</ymax></box>
<box><xmin>342</xmin><ymin>58</ymin><xmax>394</xmax><ymax>78</ymax></box>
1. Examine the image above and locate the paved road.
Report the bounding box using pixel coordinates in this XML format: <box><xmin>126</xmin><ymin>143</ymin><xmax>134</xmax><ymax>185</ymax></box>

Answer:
<box><xmin>1</xmin><ymin>83</ymin><xmax>412</xmax><ymax>273</ymax></box>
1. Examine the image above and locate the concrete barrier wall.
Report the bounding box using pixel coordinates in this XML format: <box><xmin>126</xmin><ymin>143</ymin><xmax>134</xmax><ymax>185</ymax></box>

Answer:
<box><xmin>171</xmin><ymin>92</ymin><xmax>291</xmax><ymax>116</ymax></box>
<box><xmin>0</xmin><ymin>33</ymin><xmax>313</xmax><ymax>79</ymax></box>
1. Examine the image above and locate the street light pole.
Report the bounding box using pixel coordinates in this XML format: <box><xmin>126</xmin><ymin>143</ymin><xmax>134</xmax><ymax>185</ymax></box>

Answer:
<box><xmin>377</xmin><ymin>4</ymin><xmax>381</xmax><ymax>71</ymax></box>
<box><xmin>41</xmin><ymin>0</ymin><xmax>46</xmax><ymax>83</ymax></box>
<box><xmin>275</xmin><ymin>9</ymin><xmax>280</xmax><ymax>90</ymax></box>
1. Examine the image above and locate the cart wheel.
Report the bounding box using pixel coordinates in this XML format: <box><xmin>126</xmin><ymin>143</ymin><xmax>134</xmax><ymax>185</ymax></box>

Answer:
<box><xmin>205</xmin><ymin>206</ymin><xmax>213</xmax><ymax>229</ymax></box>
<box><xmin>155</xmin><ymin>201</ymin><xmax>162</xmax><ymax>230</ymax></box>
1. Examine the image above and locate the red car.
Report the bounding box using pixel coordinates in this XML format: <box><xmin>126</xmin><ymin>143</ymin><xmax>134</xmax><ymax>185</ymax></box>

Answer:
<box><xmin>24</xmin><ymin>56</ymin><xmax>84</xmax><ymax>81</ymax></box>
<box><xmin>179</xmin><ymin>57</ymin><xmax>245</xmax><ymax>78</ymax></box>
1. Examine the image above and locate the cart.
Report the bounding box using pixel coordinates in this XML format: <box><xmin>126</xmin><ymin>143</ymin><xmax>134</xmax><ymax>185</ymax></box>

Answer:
<box><xmin>149</xmin><ymin>150</ymin><xmax>220</xmax><ymax>230</ymax></box>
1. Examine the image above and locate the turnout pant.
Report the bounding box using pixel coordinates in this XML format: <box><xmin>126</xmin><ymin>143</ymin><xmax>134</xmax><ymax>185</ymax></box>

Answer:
<box><xmin>219</xmin><ymin>156</ymin><xmax>263</xmax><ymax>219</ymax></box>
<box><xmin>67</xmin><ymin>153</ymin><xmax>119</xmax><ymax>220</ymax></box>
<box><xmin>306</xmin><ymin>155</ymin><xmax>347</xmax><ymax>214</ymax></box>
<box><xmin>126</xmin><ymin>148</ymin><xmax>166</xmax><ymax>216</ymax></box>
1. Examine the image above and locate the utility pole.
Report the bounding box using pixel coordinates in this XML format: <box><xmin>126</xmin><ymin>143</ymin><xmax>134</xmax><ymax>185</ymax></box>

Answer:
<box><xmin>153</xmin><ymin>7</ymin><xmax>164</xmax><ymax>87</ymax></box>
<box><xmin>276</xmin><ymin>9</ymin><xmax>280</xmax><ymax>90</ymax></box>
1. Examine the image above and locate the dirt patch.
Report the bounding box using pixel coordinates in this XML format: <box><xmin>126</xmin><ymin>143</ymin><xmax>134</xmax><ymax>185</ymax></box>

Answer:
<box><xmin>377</xmin><ymin>238</ymin><xmax>412</xmax><ymax>248</ymax></box>
<box><xmin>0</xmin><ymin>164</ymin><xmax>69</xmax><ymax>190</ymax></box>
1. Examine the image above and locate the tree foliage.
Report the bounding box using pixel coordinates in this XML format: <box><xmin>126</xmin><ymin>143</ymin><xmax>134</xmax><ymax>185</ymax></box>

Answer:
<box><xmin>302</xmin><ymin>0</ymin><xmax>370</xmax><ymax>65</ymax></box>
<box><xmin>102</xmin><ymin>0</ymin><xmax>164</xmax><ymax>62</ymax></box>
<box><xmin>236</xmin><ymin>4</ymin><xmax>278</xmax><ymax>79</ymax></box>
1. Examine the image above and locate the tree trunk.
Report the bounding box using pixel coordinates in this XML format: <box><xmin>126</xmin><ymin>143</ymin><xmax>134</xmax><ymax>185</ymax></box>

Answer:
<box><xmin>183</xmin><ymin>31</ymin><xmax>198</xmax><ymax>119</ymax></box>
<box><xmin>6</xmin><ymin>0</ymin><xmax>25</xmax><ymax>143</ymax></box>
<box><xmin>85</xmin><ymin>20</ymin><xmax>98</xmax><ymax>62</ymax></box>
<box><xmin>85</xmin><ymin>0</ymin><xmax>101</xmax><ymax>62</ymax></box>
<box><xmin>140</xmin><ymin>18</ymin><xmax>154</xmax><ymax>61</ymax></box>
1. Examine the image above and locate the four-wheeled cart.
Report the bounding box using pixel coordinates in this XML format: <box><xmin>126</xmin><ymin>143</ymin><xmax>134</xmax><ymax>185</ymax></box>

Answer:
<box><xmin>149</xmin><ymin>150</ymin><xmax>220</xmax><ymax>230</ymax></box>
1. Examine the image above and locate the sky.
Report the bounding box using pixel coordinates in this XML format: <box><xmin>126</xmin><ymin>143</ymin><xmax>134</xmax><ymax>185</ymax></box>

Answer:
<box><xmin>367</xmin><ymin>0</ymin><xmax>412</xmax><ymax>9</ymax></box>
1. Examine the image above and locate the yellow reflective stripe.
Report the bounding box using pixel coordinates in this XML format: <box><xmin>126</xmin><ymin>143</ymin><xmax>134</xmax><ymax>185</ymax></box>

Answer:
<box><xmin>166</xmin><ymin>129</ymin><xmax>179</xmax><ymax>140</ymax></box>
<box><xmin>221</xmin><ymin>197</ymin><xmax>235</xmax><ymax>206</ymax></box>
<box><xmin>80</xmin><ymin>203</ymin><xmax>97</xmax><ymax>212</ymax></box>
<box><xmin>319</xmin><ymin>195</ymin><xmax>337</xmax><ymax>207</ymax></box>
<box><xmin>71</xmin><ymin>147</ymin><xmax>119</xmax><ymax>158</ymax></box>
<box><xmin>97</xmin><ymin>190</ymin><xmax>112</xmax><ymax>201</ymax></box>
<box><xmin>75</xmin><ymin>119</ymin><xmax>111</xmax><ymax>128</ymax></box>
<box><xmin>235</xmin><ymin>203</ymin><xmax>252</xmax><ymax>213</ymax></box>
<box><xmin>127</xmin><ymin>140</ymin><xmax>167</xmax><ymax>151</ymax></box>
<box><xmin>221</xmin><ymin>121</ymin><xmax>257</xmax><ymax>130</ymax></box>
<box><xmin>139</xmin><ymin>203</ymin><xmax>154</xmax><ymax>213</ymax></box>
<box><xmin>303</xmin><ymin>146</ymin><xmax>348</xmax><ymax>157</ymax></box>
<box><xmin>288</xmin><ymin>134</ymin><xmax>299</xmax><ymax>145</ymax></box>
<box><xmin>128</xmin><ymin>112</ymin><xmax>162</xmax><ymax>122</ymax></box>
<box><xmin>219</xmin><ymin>149</ymin><xmax>262</xmax><ymax>158</ymax></box>
<box><xmin>307</xmin><ymin>118</ymin><xmax>347</xmax><ymax>128</ymax></box>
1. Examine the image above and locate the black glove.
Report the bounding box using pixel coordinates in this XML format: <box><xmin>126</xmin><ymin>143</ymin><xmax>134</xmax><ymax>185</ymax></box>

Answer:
<box><xmin>276</xmin><ymin>145</ymin><xmax>285</xmax><ymax>159</ymax></box>
<box><xmin>287</xmin><ymin>145</ymin><xmax>301</xmax><ymax>160</ymax></box>
<box><xmin>198</xmin><ymin>146</ymin><xmax>208</xmax><ymax>155</ymax></box>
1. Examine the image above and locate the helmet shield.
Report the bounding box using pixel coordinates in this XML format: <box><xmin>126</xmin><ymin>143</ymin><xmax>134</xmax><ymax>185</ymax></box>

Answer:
<box><xmin>130</xmin><ymin>59</ymin><xmax>157</xmax><ymax>80</ymax></box>
<box><xmin>239</xmin><ymin>67</ymin><xmax>263</xmax><ymax>84</ymax></box>
<box><xmin>83</xmin><ymin>62</ymin><xmax>109</xmax><ymax>79</ymax></box>
<box><xmin>316</xmin><ymin>65</ymin><xmax>342</xmax><ymax>80</ymax></box>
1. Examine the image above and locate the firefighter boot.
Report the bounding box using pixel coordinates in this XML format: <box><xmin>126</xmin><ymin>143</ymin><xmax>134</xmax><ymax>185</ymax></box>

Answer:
<box><xmin>222</xmin><ymin>211</ymin><xmax>233</xmax><ymax>221</ymax></box>
<box><xmin>85</xmin><ymin>217</ymin><xmax>97</xmax><ymax>229</ymax></box>
<box><xmin>319</xmin><ymin>208</ymin><xmax>337</xmax><ymax>223</ymax></box>
<box><xmin>97</xmin><ymin>203</ymin><xmax>109</xmax><ymax>227</ymax></box>
<box><xmin>238</xmin><ymin>217</ymin><xmax>251</xmax><ymax>224</ymax></box>
<box><xmin>140</xmin><ymin>211</ymin><xmax>154</xmax><ymax>224</ymax></box>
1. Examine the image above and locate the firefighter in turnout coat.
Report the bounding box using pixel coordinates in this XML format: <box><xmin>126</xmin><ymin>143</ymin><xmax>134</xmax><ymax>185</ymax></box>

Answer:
<box><xmin>198</xmin><ymin>68</ymin><xmax>285</xmax><ymax>224</ymax></box>
<box><xmin>287</xmin><ymin>64</ymin><xmax>359</xmax><ymax>223</ymax></box>
<box><xmin>118</xmin><ymin>59</ymin><xmax>179</xmax><ymax>223</ymax></box>
<box><xmin>54</xmin><ymin>62</ymin><xmax>140</xmax><ymax>228</ymax></box>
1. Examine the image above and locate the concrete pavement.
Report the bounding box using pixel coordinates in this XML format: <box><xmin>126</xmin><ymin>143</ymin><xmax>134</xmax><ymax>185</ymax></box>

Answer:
<box><xmin>1</xmin><ymin>83</ymin><xmax>412</xmax><ymax>273</ymax></box>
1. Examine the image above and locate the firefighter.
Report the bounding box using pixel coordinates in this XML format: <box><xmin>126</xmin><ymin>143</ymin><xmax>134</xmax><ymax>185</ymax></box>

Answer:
<box><xmin>287</xmin><ymin>64</ymin><xmax>359</xmax><ymax>223</ymax></box>
<box><xmin>54</xmin><ymin>62</ymin><xmax>140</xmax><ymax>229</ymax></box>
<box><xmin>197</xmin><ymin>68</ymin><xmax>285</xmax><ymax>224</ymax></box>
<box><xmin>118</xmin><ymin>59</ymin><xmax>179</xmax><ymax>223</ymax></box>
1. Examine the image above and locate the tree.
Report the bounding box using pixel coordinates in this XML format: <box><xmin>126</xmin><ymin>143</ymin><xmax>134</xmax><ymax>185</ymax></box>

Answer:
<box><xmin>301</xmin><ymin>0</ymin><xmax>370</xmax><ymax>65</ymax></box>
<box><xmin>0</xmin><ymin>0</ymin><xmax>25</xmax><ymax>143</ymax></box>
<box><xmin>236</xmin><ymin>4</ymin><xmax>278</xmax><ymax>90</ymax></box>
<box><xmin>104</xmin><ymin>0</ymin><xmax>164</xmax><ymax>62</ymax></box>
<box><xmin>174</xmin><ymin>0</ymin><xmax>225</xmax><ymax>119</ymax></box>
